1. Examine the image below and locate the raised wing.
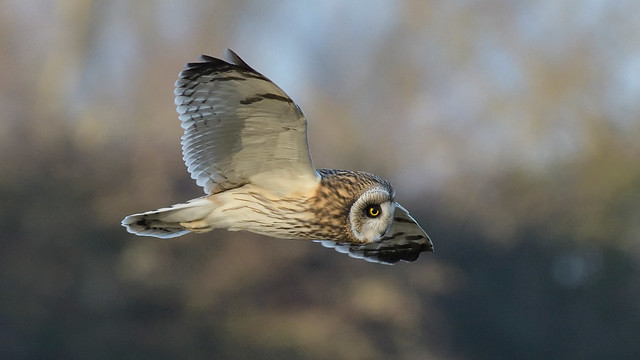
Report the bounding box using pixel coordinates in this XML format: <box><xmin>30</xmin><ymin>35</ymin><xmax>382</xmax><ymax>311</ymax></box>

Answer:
<box><xmin>175</xmin><ymin>49</ymin><xmax>319</xmax><ymax>195</ymax></box>
<box><xmin>315</xmin><ymin>203</ymin><xmax>433</xmax><ymax>264</ymax></box>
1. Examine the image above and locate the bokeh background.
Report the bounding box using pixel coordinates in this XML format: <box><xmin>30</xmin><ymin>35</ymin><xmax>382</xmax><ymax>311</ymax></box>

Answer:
<box><xmin>2</xmin><ymin>1</ymin><xmax>640</xmax><ymax>359</ymax></box>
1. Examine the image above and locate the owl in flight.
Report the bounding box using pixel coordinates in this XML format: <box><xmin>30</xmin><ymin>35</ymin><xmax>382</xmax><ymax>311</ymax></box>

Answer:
<box><xmin>122</xmin><ymin>50</ymin><xmax>433</xmax><ymax>264</ymax></box>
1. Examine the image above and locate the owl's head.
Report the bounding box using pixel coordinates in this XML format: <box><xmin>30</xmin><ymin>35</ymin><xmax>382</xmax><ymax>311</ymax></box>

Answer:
<box><xmin>349</xmin><ymin>186</ymin><xmax>395</xmax><ymax>243</ymax></box>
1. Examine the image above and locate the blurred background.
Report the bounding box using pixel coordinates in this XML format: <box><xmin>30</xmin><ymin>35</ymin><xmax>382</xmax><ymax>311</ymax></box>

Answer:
<box><xmin>1</xmin><ymin>0</ymin><xmax>639</xmax><ymax>359</ymax></box>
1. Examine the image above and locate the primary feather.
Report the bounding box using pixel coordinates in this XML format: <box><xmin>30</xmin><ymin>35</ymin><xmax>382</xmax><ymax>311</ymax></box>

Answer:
<box><xmin>175</xmin><ymin>49</ymin><xmax>319</xmax><ymax>196</ymax></box>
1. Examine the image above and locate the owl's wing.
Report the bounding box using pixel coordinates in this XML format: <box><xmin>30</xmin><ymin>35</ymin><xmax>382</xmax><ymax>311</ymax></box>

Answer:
<box><xmin>175</xmin><ymin>49</ymin><xmax>319</xmax><ymax>195</ymax></box>
<box><xmin>315</xmin><ymin>204</ymin><xmax>433</xmax><ymax>265</ymax></box>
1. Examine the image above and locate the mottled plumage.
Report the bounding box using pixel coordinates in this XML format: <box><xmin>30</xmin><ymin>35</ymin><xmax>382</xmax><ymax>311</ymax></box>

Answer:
<box><xmin>122</xmin><ymin>50</ymin><xmax>433</xmax><ymax>264</ymax></box>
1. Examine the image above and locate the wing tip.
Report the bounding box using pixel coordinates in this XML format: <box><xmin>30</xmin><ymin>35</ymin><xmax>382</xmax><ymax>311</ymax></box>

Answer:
<box><xmin>178</xmin><ymin>52</ymin><xmax>234</xmax><ymax>80</ymax></box>
<box><xmin>176</xmin><ymin>49</ymin><xmax>261</xmax><ymax>85</ymax></box>
<box><xmin>315</xmin><ymin>237</ymin><xmax>433</xmax><ymax>265</ymax></box>
<box><xmin>223</xmin><ymin>49</ymin><xmax>255</xmax><ymax>71</ymax></box>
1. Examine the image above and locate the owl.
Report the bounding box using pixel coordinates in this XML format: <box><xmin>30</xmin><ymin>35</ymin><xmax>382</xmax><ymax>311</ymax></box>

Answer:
<box><xmin>122</xmin><ymin>49</ymin><xmax>433</xmax><ymax>264</ymax></box>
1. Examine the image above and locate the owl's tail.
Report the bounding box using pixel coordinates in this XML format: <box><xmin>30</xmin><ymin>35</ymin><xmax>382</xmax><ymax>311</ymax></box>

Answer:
<box><xmin>121</xmin><ymin>197</ymin><xmax>216</xmax><ymax>239</ymax></box>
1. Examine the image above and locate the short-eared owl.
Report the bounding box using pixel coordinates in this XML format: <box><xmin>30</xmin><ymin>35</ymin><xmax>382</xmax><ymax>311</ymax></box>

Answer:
<box><xmin>122</xmin><ymin>50</ymin><xmax>433</xmax><ymax>264</ymax></box>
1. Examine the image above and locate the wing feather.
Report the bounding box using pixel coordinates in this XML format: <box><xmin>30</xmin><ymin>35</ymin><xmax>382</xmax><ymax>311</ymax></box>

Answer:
<box><xmin>174</xmin><ymin>49</ymin><xmax>319</xmax><ymax>195</ymax></box>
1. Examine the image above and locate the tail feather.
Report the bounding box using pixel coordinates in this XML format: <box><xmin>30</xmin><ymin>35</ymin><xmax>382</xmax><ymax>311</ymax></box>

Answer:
<box><xmin>121</xmin><ymin>198</ymin><xmax>215</xmax><ymax>238</ymax></box>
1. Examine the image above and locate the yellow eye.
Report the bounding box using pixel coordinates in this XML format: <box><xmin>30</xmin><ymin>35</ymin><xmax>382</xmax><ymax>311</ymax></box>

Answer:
<box><xmin>366</xmin><ymin>204</ymin><xmax>382</xmax><ymax>218</ymax></box>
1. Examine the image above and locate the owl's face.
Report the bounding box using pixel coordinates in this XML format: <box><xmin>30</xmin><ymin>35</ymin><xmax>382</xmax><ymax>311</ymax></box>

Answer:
<box><xmin>349</xmin><ymin>187</ymin><xmax>395</xmax><ymax>243</ymax></box>
<box><xmin>312</xmin><ymin>169</ymin><xmax>400</xmax><ymax>245</ymax></box>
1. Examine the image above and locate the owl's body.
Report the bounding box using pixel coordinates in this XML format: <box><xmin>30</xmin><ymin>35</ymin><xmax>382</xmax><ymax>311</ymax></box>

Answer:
<box><xmin>122</xmin><ymin>50</ymin><xmax>433</xmax><ymax>264</ymax></box>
